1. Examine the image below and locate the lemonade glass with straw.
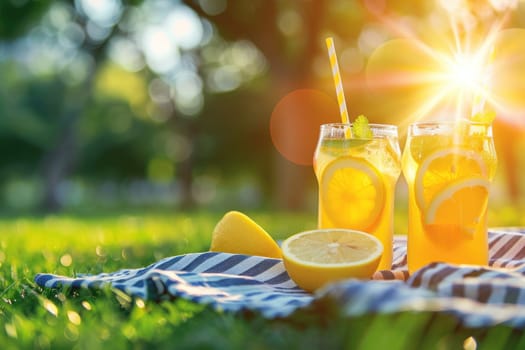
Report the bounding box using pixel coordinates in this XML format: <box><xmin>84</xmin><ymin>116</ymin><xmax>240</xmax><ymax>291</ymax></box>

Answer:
<box><xmin>314</xmin><ymin>122</ymin><xmax>401</xmax><ymax>270</ymax></box>
<box><xmin>402</xmin><ymin>120</ymin><xmax>497</xmax><ymax>273</ymax></box>
<box><xmin>322</xmin><ymin>38</ymin><xmax>401</xmax><ymax>270</ymax></box>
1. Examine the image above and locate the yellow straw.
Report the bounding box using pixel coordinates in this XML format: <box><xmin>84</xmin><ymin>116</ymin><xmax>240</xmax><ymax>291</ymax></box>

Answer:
<box><xmin>326</xmin><ymin>37</ymin><xmax>351</xmax><ymax>128</ymax></box>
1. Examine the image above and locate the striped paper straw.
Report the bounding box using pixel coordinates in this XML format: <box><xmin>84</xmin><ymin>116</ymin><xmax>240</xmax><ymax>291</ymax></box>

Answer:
<box><xmin>326</xmin><ymin>37</ymin><xmax>351</xmax><ymax>127</ymax></box>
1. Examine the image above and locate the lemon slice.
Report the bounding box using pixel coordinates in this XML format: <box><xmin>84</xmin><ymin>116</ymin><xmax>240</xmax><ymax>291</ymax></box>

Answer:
<box><xmin>409</xmin><ymin>134</ymin><xmax>452</xmax><ymax>163</ymax></box>
<box><xmin>321</xmin><ymin>157</ymin><xmax>385</xmax><ymax>230</ymax></box>
<box><xmin>210</xmin><ymin>211</ymin><xmax>282</xmax><ymax>258</ymax></box>
<box><xmin>424</xmin><ymin>177</ymin><xmax>490</xmax><ymax>244</ymax></box>
<box><xmin>281</xmin><ymin>229</ymin><xmax>383</xmax><ymax>292</ymax></box>
<box><xmin>415</xmin><ymin>148</ymin><xmax>487</xmax><ymax>210</ymax></box>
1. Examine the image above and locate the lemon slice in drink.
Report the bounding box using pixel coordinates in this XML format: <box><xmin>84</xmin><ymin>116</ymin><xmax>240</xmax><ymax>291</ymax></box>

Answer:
<box><xmin>321</xmin><ymin>157</ymin><xmax>385</xmax><ymax>230</ymax></box>
<box><xmin>415</xmin><ymin>148</ymin><xmax>487</xmax><ymax>210</ymax></box>
<box><xmin>424</xmin><ymin>177</ymin><xmax>490</xmax><ymax>244</ymax></box>
<box><xmin>281</xmin><ymin>229</ymin><xmax>383</xmax><ymax>292</ymax></box>
<box><xmin>210</xmin><ymin>211</ymin><xmax>282</xmax><ymax>258</ymax></box>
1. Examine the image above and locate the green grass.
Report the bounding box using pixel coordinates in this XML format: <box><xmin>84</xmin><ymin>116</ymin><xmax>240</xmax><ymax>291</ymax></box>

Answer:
<box><xmin>0</xmin><ymin>209</ymin><xmax>524</xmax><ymax>349</ymax></box>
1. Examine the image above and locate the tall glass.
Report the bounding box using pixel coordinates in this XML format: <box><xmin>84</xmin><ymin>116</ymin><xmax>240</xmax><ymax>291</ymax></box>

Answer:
<box><xmin>313</xmin><ymin>123</ymin><xmax>401</xmax><ymax>270</ymax></box>
<box><xmin>402</xmin><ymin>121</ymin><xmax>497</xmax><ymax>273</ymax></box>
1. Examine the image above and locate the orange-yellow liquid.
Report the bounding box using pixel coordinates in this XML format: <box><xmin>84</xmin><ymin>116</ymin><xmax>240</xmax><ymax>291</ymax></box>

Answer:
<box><xmin>314</xmin><ymin>137</ymin><xmax>401</xmax><ymax>270</ymax></box>
<box><xmin>402</xmin><ymin>129</ymin><xmax>497</xmax><ymax>273</ymax></box>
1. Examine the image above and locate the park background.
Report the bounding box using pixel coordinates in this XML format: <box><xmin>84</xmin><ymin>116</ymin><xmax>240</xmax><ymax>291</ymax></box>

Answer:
<box><xmin>2</xmin><ymin>1</ymin><xmax>525</xmax><ymax>349</ymax></box>
<box><xmin>1</xmin><ymin>0</ymin><xmax>525</xmax><ymax>226</ymax></box>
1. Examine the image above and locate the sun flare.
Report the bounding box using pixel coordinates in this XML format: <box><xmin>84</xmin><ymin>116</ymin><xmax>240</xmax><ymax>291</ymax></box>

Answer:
<box><xmin>445</xmin><ymin>53</ymin><xmax>486</xmax><ymax>92</ymax></box>
<box><xmin>437</xmin><ymin>47</ymin><xmax>495</xmax><ymax>118</ymax></box>
<box><xmin>363</xmin><ymin>1</ymin><xmax>525</xmax><ymax>127</ymax></box>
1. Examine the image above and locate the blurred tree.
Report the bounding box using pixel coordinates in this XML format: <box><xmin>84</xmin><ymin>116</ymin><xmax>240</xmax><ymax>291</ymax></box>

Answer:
<box><xmin>38</xmin><ymin>0</ymin><xmax>146</xmax><ymax>211</ymax></box>
<box><xmin>185</xmin><ymin>0</ymin><xmax>334</xmax><ymax>210</ymax></box>
<box><xmin>2</xmin><ymin>0</ymin><xmax>523</xmax><ymax>213</ymax></box>
<box><xmin>0</xmin><ymin>0</ymin><xmax>371</xmax><ymax>211</ymax></box>
<box><xmin>0</xmin><ymin>0</ymin><xmax>147</xmax><ymax>211</ymax></box>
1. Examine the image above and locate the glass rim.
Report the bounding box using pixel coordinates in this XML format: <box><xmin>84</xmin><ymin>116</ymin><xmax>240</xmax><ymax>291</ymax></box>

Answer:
<box><xmin>408</xmin><ymin>120</ymin><xmax>493</xmax><ymax>136</ymax></box>
<box><xmin>320</xmin><ymin>122</ymin><xmax>398</xmax><ymax>130</ymax></box>
<box><xmin>409</xmin><ymin>120</ymin><xmax>493</xmax><ymax>127</ymax></box>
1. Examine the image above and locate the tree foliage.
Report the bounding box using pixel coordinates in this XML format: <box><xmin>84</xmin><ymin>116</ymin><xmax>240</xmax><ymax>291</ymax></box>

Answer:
<box><xmin>0</xmin><ymin>1</ymin><xmax>53</xmax><ymax>40</ymax></box>
<box><xmin>1</xmin><ymin>0</ymin><xmax>524</xmax><ymax>211</ymax></box>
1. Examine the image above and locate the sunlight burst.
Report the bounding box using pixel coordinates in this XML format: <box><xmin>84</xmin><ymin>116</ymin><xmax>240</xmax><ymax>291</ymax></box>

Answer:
<box><xmin>364</xmin><ymin>1</ymin><xmax>525</xmax><ymax>126</ymax></box>
<box><xmin>445</xmin><ymin>53</ymin><xmax>485</xmax><ymax>92</ymax></box>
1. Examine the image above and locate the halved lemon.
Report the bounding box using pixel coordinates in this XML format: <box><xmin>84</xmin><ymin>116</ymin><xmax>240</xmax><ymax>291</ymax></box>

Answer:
<box><xmin>415</xmin><ymin>148</ymin><xmax>487</xmax><ymax>210</ymax></box>
<box><xmin>424</xmin><ymin>177</ymin><xmax>490</xmax><ymax>244</ymax></box>
<box><xmin>281</xmin><ymin>229</ymin><xmax>383</xmax><ymax>292</ymax></box>
<box><xmin>321</xmin><ymin>157</ymin><xmax>385</xmax><ymax>230</ymax></box>
<box><xmin>210</xmin><ymin>211</ymin><xmax>282</xmax><ymax>258</ymax></box>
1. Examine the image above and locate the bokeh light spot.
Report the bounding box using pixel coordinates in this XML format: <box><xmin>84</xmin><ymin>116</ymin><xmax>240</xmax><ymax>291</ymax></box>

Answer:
<box><xmin>60</xmin><ymin>254</ymin><xmax>73</xmax><ymax>267</ymax></box>
<box><xmin>198</xmin><ymin>0</ymin><xmax>227</xmax><ymax>16</ymax></box>
<box><xmin>67</xmin><ymin>310</ymin><xmax>82</xmax><ymax>325</ymax></box>
<box><xmin>270</xmin><ymin>89</ymin><xmax>340</xmax><ymax>166</ymax></box>
<box><xmin>140</xmin><ymin>26</ymin><xmax>180</xmax><ymax>73</ymax></box>
<box><xmin>78</xmin><ymin>0</ymin><xmax>123</xmax><ymax>28</ymax></box>
<box><xmin>5</xmin><ymin>323</ymin><xmax>17</xmax><ymax>339</ymax></box>
<box><xmin>278</xmin><ymin>10</ymin><xmax>302</xmax><ymax>37</ymax></box>
<box><xmin>81</xmin><ymin>301</ymin><xmax>92</xmax><ymax>310</ymax></box>
<box><xmin>166</xmin><ymin>6</ymin><xmax>203</xmax><ymax>50</ymax></box>
<box><xmin>43</xmin><ymin>300</ymin><xmax>58</xmax><ymax>317</ymax></box>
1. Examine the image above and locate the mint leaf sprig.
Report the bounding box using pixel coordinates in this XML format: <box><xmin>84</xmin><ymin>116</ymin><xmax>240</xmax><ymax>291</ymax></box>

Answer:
<box><xmin>352</xmin><ymin>115</ymin><xmax>373</xmax><ymax>139</ymax></box>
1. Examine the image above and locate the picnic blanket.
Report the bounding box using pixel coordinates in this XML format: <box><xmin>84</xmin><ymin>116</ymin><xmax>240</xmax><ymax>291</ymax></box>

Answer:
<box><xmin>35</xmin><ymin>228</ymin><xmax>525</xmax><ymax>329</ymax></box>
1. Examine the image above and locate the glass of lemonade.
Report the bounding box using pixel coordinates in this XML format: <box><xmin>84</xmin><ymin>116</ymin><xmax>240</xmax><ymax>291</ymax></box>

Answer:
<box><xmin>313</xmin><ymin>123</ymin><xmax>401</xmax><ymax>271</ymax></box>
<box><xmin>402</xmin><ymin>121</ymin><xmax>497</xmax><ymax>273</ymax></box>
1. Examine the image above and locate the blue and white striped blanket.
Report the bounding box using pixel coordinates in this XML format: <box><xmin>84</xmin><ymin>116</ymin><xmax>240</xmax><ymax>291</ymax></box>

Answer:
<box><xmin>35</xmin><ymin>228</ymin><xmax>525</xmax><ymax>328</ymax></box>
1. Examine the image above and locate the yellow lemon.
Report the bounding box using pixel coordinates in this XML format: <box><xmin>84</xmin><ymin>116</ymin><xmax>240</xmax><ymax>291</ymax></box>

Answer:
<box><xmin>210</xmin><ymin>211</ymin><xmax>282</xmax><ymax>258</ymax></box>
<box><xmin>424</xmin><ymin>177</ymin><xmax>490</xmax><ymax>244</ymax></box>
<box><xmin>281</xmin><ymin>229</ymin><xmax>383</xmax><ymax>292</ymax></box>
<box><xmin>415</xmin><ymin>148</ymin><xmax>487</xmax><ymax>210</ymax></box>
<box><xmin>320</xmin><ymin>157</ymin><xmax>385</xmax><ymax>230</ymax></box>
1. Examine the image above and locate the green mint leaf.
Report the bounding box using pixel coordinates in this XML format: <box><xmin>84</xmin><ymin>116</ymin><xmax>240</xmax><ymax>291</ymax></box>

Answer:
<box><xmin>352</xmin><ymin>115</ymin><xmax>373</xmax><ymax>139</ymax></box>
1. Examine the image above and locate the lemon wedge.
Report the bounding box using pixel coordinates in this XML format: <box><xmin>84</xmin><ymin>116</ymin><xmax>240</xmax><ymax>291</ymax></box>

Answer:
<box><xmin>424</xmin><ymin>177</ymin><xmax>490</xmax><ymax>243</ymax></box>
<box><xmin>320</xmin><ymin>157</ymin><xmax>385</xmax><ymax>230</ymax></box>
<box><xmin>210</xmin><ymin>211</ymin><xmax>282</xmax><ymax>258</ymax></box>
<box><xmin>415</xmin><ymin>148</ymin><xmax>487</xmax><ymax>210</ymax></box>
<box><xmin>281</xmin><ymin>229</ymin><xmax>383</xmax><ymax>292</ymax></box>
